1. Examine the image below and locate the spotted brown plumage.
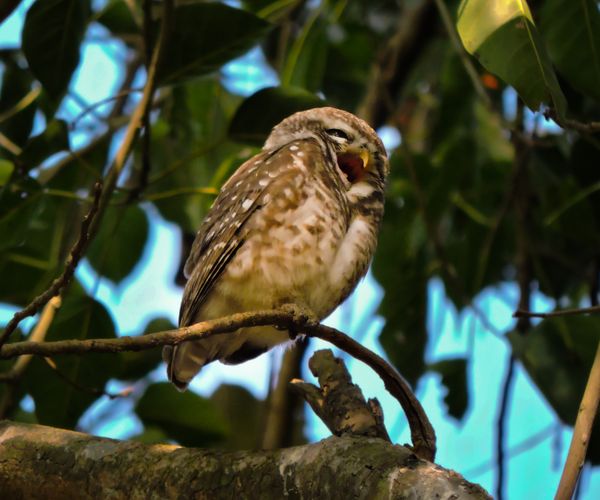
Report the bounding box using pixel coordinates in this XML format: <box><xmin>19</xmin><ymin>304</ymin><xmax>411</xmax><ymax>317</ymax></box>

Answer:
<box><xmin>164</xmin><ymin>107</ymin><xmax>389</xmax><ymax>390</ymax></box>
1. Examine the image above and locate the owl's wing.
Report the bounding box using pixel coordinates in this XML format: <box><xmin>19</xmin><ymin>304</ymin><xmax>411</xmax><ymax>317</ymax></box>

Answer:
<box><xmin>178</xmin><ymin>144</ymin><xmax>306</xmax><ymax>326</ymax></box>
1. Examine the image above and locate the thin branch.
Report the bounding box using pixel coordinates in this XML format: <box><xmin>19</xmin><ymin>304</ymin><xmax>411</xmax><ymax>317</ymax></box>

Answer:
<box><xmin>0</xmin><ymin>306</ymin><xmax>436</xmax><ymax>461</ymax></box>
<box><xmin>495</xmin><ymin>355</ymin><xmax>515</xmax><ymax>500</ymax></box>
<box><xmin>0</xmin><ymin>183</ymin><xmax>103</xmax><ymax>346</ymax></box>
<box><xmin>514</xmin><ymin>304</ymin><xmax>600</xmax><ymax>319</ymax></box>
<box><xmin>555</xmin><ymin>341</ymin><xmax>600</xmax><ymax>500</ymax></box>
<box><xmin>544</xmin><ymin>109</ymin><xmax>600</xmax><ymax>134</ymax></box>
<box><xmin>0</xmin><ymin>297</ymin><xmax>62</xmax><ymax>383</ymax></box>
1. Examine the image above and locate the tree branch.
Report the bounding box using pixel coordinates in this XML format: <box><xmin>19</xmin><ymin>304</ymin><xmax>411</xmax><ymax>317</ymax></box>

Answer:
<box><xmin>0</xmin><ymin>306</ymin><xmax>436</xmax><ymax>461</ymax></box>
<box><xmin>292</xmin><ymin>349</ymin><xmax>391</xmax><ymax>441</ymax></box>
<box><xmin>0</xmin><ymin>422</ymin><xmax>489</xmax><ymax>499</ymax></box>
<box><xmin>555</xmin><ymin>341</ymin><xmax>600</xmax><ymax>500</ymax></box>
<box><xmin>513</xmin><ymin>304</ymin><xmax>600</xmax><ymax>319</ymax></box>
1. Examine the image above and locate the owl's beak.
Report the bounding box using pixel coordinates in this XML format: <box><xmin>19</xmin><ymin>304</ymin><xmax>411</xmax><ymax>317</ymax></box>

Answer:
<box><xmin>337</xmin><ymin>149</ymin><xmax>370</xmax><ymax>184</ymax></box>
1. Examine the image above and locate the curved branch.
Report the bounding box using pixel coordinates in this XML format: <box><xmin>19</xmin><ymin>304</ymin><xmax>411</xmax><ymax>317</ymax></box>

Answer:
<box><xmin>0</xmin><ymin>306</ymin><xmax>436</xmax><ymax>461</ymax></box>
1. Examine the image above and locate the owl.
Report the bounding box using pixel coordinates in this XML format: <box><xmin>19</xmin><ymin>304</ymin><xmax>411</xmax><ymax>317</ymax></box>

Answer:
<box><xmin>163</xmin><ymin>107</ymin><xmax>389</xmax><ymax>390</ymax></box>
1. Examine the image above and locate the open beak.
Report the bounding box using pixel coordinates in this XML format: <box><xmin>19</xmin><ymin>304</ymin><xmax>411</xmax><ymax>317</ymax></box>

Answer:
<box><xmin>337</xmin><ymin>149</ymin><xmax>370</xmax><ymax>184</ymax></box>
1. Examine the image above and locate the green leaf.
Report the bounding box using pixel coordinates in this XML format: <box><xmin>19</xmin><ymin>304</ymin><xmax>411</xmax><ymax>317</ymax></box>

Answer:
<box><xmin>0</xmin><ymin>55</ymin><xmax>38</xmax><ymax>147</ymax></box>
<box><xmin>509</xmin><ymin>316</ymin><xmax>600</xmax><ymax>463</ymax></box>
<box><xmin>540</xmin><ymin>0</ymin><xmax>600</xmax><ymax>102</ymax></box>
<box><xmin>17</xmin><ymin>119</ymin><xmax>70</xmax><ymax>171</ymax></box>
<box><xmin>429</xmin><ymin>358</ymin><xmax>469</xmax><ymax>421</ymax></box>
<box><xmin>156</xmin><ymin>3</ymin><xmax>270</xmax><ymax>85</ymax></box>
<box><xmin>96</xmin><ymin>0</ymin><xmax>139</xmax><ymax>38</ymax></box>
<box><xmin>457</xmin><ymin>0</ymin><xmax>567</xmax><ymax>118</ymax></box>
<box><xmin>373</xmin><ymin>199</ymin><xmax>428</xmax><ymax>386</ymax></box>
<box><xmin>23</xmin><ymin>291</ymin><xmax>119</xmax><ymax>429</ymax></box>
<box><xmin>22</xmin><ymin>0</ymin><xmax>92</xmax><ymax>99</ymax></box>
<box><xmin>135</xmin><ymin>382</ymin><xmax>228</xmax><ymax>447</ymax></box>
<box><xmin>117</xmin><ymin>318</ymin><xmax>175</xmax><ymax>381</ymax></box>
<box><xmin>229</xmin><ymin>86</ymin><xmax>325</xmax><ymax>145</ymax></box>
<box><xmin>210</xmin><ymin>384</ymin><xmax>263</xmax><ymax>450</ymax></box>
<box><xmin>0</xmin><ymin>160</ymin><xmax>14</xmax><ymax>185</ymax></box>
<box><xmin>87</xmin><ymin>205</ymin><xmax>149</xmax><ymax>283</ymax></box>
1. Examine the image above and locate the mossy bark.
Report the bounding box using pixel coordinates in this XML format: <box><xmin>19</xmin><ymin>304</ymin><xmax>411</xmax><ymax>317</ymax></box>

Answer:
<box><xmin>0</xmin><ymin>421</ymin><xmax>489</xmax><ymax>499</ymax></box>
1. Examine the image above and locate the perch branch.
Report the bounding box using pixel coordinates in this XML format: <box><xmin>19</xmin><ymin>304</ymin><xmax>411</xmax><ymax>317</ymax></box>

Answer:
<box><xmin>0</xmin><ymin>306</ymin><xmax>436</xmax><ymax>461</ymax></box>
<box><xmin>554</xmin><ymin>341</ymin><xmax>600</xmax><ymax>500</ymax></box>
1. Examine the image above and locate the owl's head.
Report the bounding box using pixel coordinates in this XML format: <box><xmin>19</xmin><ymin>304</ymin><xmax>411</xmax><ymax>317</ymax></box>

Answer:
<box><xmin>264</xmin><ymin>107</ymin><xmax>389</xmax><ymax>195</ymax></box>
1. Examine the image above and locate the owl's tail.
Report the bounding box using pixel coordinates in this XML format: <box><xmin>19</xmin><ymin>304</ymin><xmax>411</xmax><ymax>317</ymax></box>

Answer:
<box><xmin>162</xmin><ymin>342</ymin><xmax>210</xmax><ymax>391</ymax></box>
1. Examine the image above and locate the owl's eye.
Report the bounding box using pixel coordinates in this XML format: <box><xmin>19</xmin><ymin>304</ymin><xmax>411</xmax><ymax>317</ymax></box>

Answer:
<box><xmin>325</xmin><ymin>128</ymin><xmax>350</xmax><ymax>141</ymax></box>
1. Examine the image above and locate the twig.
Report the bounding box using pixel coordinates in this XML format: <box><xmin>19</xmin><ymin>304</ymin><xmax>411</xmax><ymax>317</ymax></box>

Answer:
<box><xmin>544</xmin><ymin>109</ymin><xmax>600</xmax><ymax>134</ymax></box>
<box><xmin>126</xmin><ymin>0</ymin><xmax>154</xmax><ymax>203</ymax></box>
<box><xmin>555</xmin><ymin>341</ymin><xmax>600</xmax><ymax>500</ymax></box>
<box><xmin>0</xmin><ymin>306</ymin><xmax>436</xmax><ymax>461</ymax></box>
<box><xmin>513</xmin><ymin>305</ymin><xmax>600</xmax><ymax>319</ymax></box>
<box><xmin>42</xmin><ymin>357</ymin><xmax>132</xmax><ymax>400</ymax></box>
<box><xmin>0</xmin><ymin>297</ymin><xmax>62</xmax><ymax>383</ymax></box>
<box><xmin>0</xmin><ymin>183</ymin><xmax>103</xmax><ymax>347</ymax></box>
<box><xmin>495</xmin><ymin>355</ymin><xmax>515</xmax><ymax>500</ymax></box>
<box><xmin>0</xmin><ymin>297</ymin><xmax>62</xmax><ymax>418</ymax></box>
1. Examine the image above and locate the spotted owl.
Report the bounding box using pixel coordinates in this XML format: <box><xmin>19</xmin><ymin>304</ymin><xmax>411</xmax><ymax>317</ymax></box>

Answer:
<box><xmin>163</xmin><ymin>107</ymin><xmax>389</xmax><ymax>390</ymax></box>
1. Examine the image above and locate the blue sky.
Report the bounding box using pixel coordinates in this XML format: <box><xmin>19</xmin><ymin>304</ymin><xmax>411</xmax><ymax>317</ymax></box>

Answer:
<box><xmin>1</xmin><ymin>2</ymin><xmax>598</xmax><ymax>498</ymax></box>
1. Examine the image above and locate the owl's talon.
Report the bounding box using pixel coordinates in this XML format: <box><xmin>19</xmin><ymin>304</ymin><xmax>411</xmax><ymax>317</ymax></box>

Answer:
<box><xmin>279</xmin><ymin>303</ymin><xmax>318</xmax><ymax>327</ymax></box>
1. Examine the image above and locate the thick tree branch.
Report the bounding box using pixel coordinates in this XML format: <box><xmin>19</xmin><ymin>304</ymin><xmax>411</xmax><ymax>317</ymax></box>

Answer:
<box><xmin>555</xmin><ymin>341</ymin><xmax>600</xmax><ymax>500</ymax></box>
<box><xmin>0</xmin><ymin>422</ymin><xmax>489</xmax><ymax>499</ymax></box>
<box><xmin>0</xmin><ymin>307</ymin><xmax>436</xmax><ymax>461</ymax></box>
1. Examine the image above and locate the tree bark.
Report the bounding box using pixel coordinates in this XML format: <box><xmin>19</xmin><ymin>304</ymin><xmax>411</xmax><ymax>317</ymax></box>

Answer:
<box><xmin>0</xmin><ymin>421</ymin><xmax>489</xmax><ymax>499</ymax></box>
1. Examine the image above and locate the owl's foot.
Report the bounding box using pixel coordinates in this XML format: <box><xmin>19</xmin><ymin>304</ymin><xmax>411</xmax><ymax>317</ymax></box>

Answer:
<box><xmin>278</xmin><ymin>303</ymin><xmax>319</xmax><ymax>339</ymax></box>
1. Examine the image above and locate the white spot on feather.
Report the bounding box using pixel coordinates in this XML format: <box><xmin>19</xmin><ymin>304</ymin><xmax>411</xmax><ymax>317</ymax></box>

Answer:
<box><xmin>241</xmin><ymin>199</ymin><xmax>253</xmax><ymax>211</ymax></box>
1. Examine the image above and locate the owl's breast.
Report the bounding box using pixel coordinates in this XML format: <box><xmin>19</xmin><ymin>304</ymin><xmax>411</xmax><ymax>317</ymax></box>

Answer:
<box><xmin>218</xmin><ymin>178</ymin><xmax>350</xmax><ymax>317</ymax></box>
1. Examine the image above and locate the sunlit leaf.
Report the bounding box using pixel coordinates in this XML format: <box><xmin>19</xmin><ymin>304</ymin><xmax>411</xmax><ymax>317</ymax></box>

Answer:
<box><xmin>156</xmin><ymin>3</ymin><xmax>270</xmax><ymax>85</ymax></box>
<box><xmin>540</xmin><ymin>0</ymin><xmax>600</xmax><ymax>102</ymax></box>
<box><xmin>22</xmin><ymin>0</ymin><xmax>92</xmax><ymax>99</ymax></box>
<box><xmin>457</xmin><ymin>0</ymin><xmax>566</xmax><ymax>118</ymax></box>
<box><xmin>229</xmin><ymin>86</ymin><xmax>325</xmax><ymax>145</ymax></box>
<box><xmin>135</xmin><ymin>382</ymin><xmax>228</xmax><ymax>447</ymax></box>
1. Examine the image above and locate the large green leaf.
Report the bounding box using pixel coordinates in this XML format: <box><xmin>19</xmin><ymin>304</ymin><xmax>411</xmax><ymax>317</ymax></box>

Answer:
<box><xmin>457</xmin><ymin>0</ymin><xmax>566</xmax><ymax>118</ymax></box>
<box><xmin>135</xmin><ymin>382</ymin><xmax>228</xmax><ymax>447</ymax></box>
<box><xmin>22</xmin><ymin>0</ymin><xmax>91</xmax><ymax>99</ymax></box>
<box><xmin>0</xmin><ymin>55</ymin><xmax>38</xmax><ymax>147</ymax></box>
<box><xmin>429</xmin><ymin>358</ymin><xmax>469</xmax><ymax>421</ymax></box>
<box><xmin>509</xmin><ymin>316</ymin><xmax>600</xmax><ymax>463</ymax></box>
<box><xmin>17</xmin><ymin>119</ymin><xmax>70</xmax><ymax>172</ymax></box>
<box><xmin>373</xmin><ymin>196</ymin><xmax>428</xmax><ymax>386</ymax></box>
<box><xmin>117</xmin><ymin>318</ymin><xmax>174</xmax><ymax>381</ymax></box>
<box><xmin>87</xmin><ymin>205</ymin><xmax>149</xmax><ymax>283</ymax></box>
<box><xmin>23</xmin><ymin>291</ymin><xmax>119</xmax><ymax>429</ymax></box>
<box><xmin>229</xmin><ymin>86</ymin><xmax>325</xmax><ymax>145</ymax></box>
<box><xmin>156</xmin><ymin>3</ymin><xmax>271</xmax><ymax>85</ymax></box>
<box><xmin>540</xmin><ymin>0</ymin><xmax>600</xmax><ymax>102</ymax></box>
